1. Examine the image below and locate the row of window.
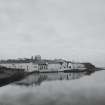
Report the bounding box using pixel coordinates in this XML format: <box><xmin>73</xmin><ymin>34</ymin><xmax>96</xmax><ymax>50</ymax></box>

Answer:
<box><xmin>38</xmin><ymin>65</ymin><xmax>48</xmax><ymax>70</ymax></box>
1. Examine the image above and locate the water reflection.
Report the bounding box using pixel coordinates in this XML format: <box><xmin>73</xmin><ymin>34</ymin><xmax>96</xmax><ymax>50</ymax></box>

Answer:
<box><xmin>14</xmin><ymin>72</ymin><xmax>86</xmax><ymax>86</ymax></box>
<box><xmin>0</xmin><ymin>71</ymin><xmax>104</xmax><ymax>105</ymax></box>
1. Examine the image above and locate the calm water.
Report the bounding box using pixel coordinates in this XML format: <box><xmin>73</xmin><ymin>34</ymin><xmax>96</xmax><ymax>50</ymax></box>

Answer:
<box><xmin>14</xmin><ymin>72</ymin><xmax>86</xmax><ymax>86</ymax></box>
<box><xmin>0</xmin><ymin>73</ymin><xmax>101</xmax><ymax>105</ymax></box>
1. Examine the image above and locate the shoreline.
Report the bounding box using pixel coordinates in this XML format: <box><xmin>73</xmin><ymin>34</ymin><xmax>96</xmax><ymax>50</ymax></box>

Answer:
<box><xmin>0</xmin><ymin>67</ymin><xmax>102</xmax><ymax>87</ymax></box>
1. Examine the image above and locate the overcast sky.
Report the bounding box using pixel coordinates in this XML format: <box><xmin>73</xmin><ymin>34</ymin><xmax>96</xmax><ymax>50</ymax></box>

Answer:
<box><xmin>0</xmin><ymin>0</ymin><xmax>105</xmax><ymax>66</ymax></box>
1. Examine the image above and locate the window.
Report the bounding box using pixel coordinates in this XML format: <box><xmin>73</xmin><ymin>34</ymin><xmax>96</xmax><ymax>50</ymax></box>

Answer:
<box><xmin>69</xmin><ymin>66</ymin><xmax>71</xmax><ymax>68</ymax></box>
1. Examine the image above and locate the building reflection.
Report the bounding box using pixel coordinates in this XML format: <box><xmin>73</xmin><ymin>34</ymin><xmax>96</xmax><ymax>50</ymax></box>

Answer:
<box><xmin>14</xmin><ymin>72</ymin><xmax>86</xmax><ymax>87</ymax></box>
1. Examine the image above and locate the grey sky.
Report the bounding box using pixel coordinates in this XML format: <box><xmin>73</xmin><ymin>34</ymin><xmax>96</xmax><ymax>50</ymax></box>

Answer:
<box><xmin>0</xmin><ymin>0</ymin><xmax>105</xmax><ymax>66</ymax></box>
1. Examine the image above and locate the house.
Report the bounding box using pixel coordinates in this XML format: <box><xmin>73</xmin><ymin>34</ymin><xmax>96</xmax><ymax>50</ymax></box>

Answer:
<box><xmin>46</xmin><ymin>60</ymin><xmax>73</xmax><ymax>71</ymax></box>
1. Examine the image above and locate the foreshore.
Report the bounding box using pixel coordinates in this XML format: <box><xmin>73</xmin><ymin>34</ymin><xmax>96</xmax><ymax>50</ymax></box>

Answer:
<box><xmin>0</xmin><ymin>66</ymin><xmax>27</xmax><ymax>87</ymax></box>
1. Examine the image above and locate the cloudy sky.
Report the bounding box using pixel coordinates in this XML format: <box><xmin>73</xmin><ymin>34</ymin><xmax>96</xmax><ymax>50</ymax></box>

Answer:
<box><xmin>0</xmin><ymin>0</ymin><xmax>105</xmax><ymax>66</ymax></box>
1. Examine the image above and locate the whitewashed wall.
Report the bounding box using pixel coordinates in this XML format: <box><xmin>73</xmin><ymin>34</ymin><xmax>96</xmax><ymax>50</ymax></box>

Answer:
<box><xmin>0</xmin><ymin>63</ymin><xmax>39</xmax><ymax>72</ymax></box>
<box><xmin>0</xmin><ymin>62</ymin><xmax>86</xmax><ymax>72</ymax></box>
<box><xmin>61</xmin><ymin>62</ymin><xmax>68</xmax><ymax>69</ymax></box>
<box><xmin>48</xmin><ymin>63</ymin><xmax>61</xmax><ymax>71</ymax></box>
<box><xmin>68</xmin><ymin>62</ymin><xmax>73</xmax><ymax>69</ymax></box>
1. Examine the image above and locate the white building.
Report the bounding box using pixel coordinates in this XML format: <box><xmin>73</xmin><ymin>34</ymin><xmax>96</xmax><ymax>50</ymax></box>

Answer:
<box><xmin>0</xmin><ymin>57</ymin><xmax>90</xmax><ymax>72</ymax></box>
<box><xmin>0</xmin><ymin>60</ymin><xmax>70</xmax><ymax>72</ymax></box>
<box><xmin>0</xmin><ymin>59</ymin><xmax>48</xmax><ymax>72</ymax></box>
<box><xmin>0</xmin><ymin>62</ymin><xmax>39</xmax><ymax>72</ymax></box>
<box><xmin>47</xmin><ymin>60</ymin><xmax>74</xmax><ymax>71</ymax></box>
